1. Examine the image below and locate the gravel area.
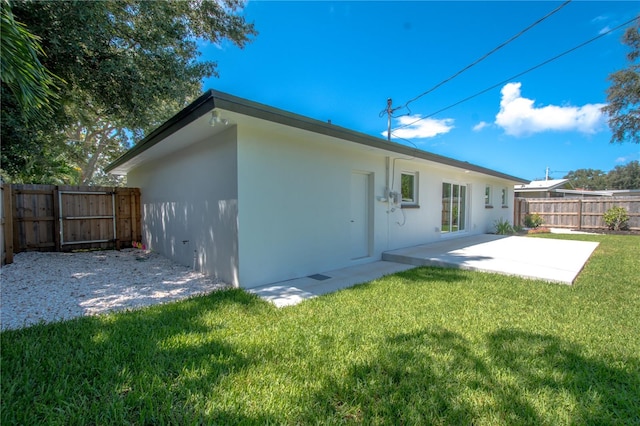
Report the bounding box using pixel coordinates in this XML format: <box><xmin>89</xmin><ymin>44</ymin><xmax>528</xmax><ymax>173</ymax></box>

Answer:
<box><xmin>1</xmin><ymin>249</ymin><xmax>228</xmax><ymax>331</ymax></box>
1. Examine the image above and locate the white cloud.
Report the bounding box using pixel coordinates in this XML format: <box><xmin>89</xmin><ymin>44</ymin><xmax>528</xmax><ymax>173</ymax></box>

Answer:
<box><xmin>615</xmin><ymin>154</ymin><xmax>639</xmax><ymax>164</ymax></box>
<box><xmin>473</xmin><ymin>121</ymin><xmax>490</xmax><ymax>132</ymax></box>
<box><xmin>599</xmin><ymin>25</ymin><xmax>612</xmax><ymax>35</ymax></box>
<box><xmin>494</xmin><ymin>82</ymin><xmax>606</xmax><ymax>137</ymax></box>
<box><xmin>384</xmin><ymin>115</ymin><xmax>454</xmax><ymax>140</ymax></box>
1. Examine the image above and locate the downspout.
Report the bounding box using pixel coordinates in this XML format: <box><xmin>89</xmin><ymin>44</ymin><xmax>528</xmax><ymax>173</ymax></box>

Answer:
<box><xmin>385</xmin><ymin>156</ymin><xmax>391</xmax><ymax>250</ymax></box>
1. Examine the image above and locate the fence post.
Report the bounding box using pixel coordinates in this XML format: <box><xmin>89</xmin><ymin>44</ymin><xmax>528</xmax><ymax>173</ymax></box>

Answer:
<box><xmin>514</xmin><ymin>198</ymin><xmax>524</xmax><ymax>227</ymax></box>
<box><xmin>577</xmin><ymin>199</ymin><xmax>583</xmax><ymax>231</ymax></box>
<box><xmin>11</xmin><ymin>185</ymin><xmax>20</xmax><ymax>257</ymax></box>
<box><xmin>53</xmin><ymin>186</ymin><xmax>61</xmax><ymax>251</ymax></box>
<box><xmin>2</xmin><ymin>184</ymin><xmax>14</xmax><ymax>264</ymax></box>
<box><xmin>129</xmin><ymin>188</ymin><xmax>142</xmax><ymax>245</ymax></box>
<box><xmin>114</xmin><ymin>188</ymin><xmax>121</xmax><ymax>250</ymax></box>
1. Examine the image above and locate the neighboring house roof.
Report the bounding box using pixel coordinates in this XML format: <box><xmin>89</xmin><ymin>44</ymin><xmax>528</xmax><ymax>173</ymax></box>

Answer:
<box><xmin>554</xmin><ymin>188</ymin><xmax>640</xmax><ymax>197</ymax></box>
<box><xmin>514</xmin><ymin>179</ymin><xmax>572</xmax><ymax>192</ymax></box>
<box><xmin>609</xmin><ymin>189</ymin><xmax>640</xmax><ymax>196</ymax></box>
<box><xmin>106</xmin><ymin>89</ymin><xmax>528</xmax><ymax>183</ymax></box>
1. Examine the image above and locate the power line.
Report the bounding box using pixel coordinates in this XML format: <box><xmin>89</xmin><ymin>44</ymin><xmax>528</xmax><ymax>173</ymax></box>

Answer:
<box><xmin>393</xmin><ymin>16</ymin><xmax>638</xmax><ymax>133</ymax></box>
<box><xmin>389</xmin><ymin>132</ymin><xmax>419</xmax><ymax>150</ymax></box>
<box><xmin>399</xmin><ymin>0</ymin><xmax>572</xmax><ymax>115</ymax></box>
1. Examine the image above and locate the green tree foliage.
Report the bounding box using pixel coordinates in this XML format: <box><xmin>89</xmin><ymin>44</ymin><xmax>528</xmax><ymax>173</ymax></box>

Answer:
<box><xmin>564</xmin><ymin>161</ymin><xmax>640</xmax><ymax>190</ymax></box>
<box><xmin>63</xmin><ymin>105</ymin><xmax>130</xmax><ymax>186</ymax></box>
<box><xmin>606</xmin><ymin>160</ymin><xmax>640</xmax><ymax>189</ymax></box>
<box><xmin>1</xmin><ymin>0</ymin><xmax>256</xmax><ymax>184</ymax></box>
<box><xmin>563</xmin><ymin>168</ymin><xmax>608</xmax><ymax>190</ymax></box>
<box><xmin>602</xmin><ymin>18</ymin><xmax>640</xmax><ymax>144</ymax></box>
<box><xmin>0</xmin><ymin>0</ymin><xmax>59</xmax><ymax>119</ymax></box>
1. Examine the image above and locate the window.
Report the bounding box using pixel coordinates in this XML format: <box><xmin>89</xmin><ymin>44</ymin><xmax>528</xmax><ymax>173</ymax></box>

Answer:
<box><xmin>485</xmin><ymin>185</ymin><xmax>492</xmax><ymax>207</ymax></box>
<box><xmin>442</xmin><ymin>182</ymin><xmax>467</xmax><ymax>233</ymax></box>
<box><xmin>401</xmin><ymin>172</ymin><xmax>418</xmax><ymax>205</ymax></box>
<box><xmin>501</xmin><ymin>187</ymin><xmax>508</xmax><ymax>207</ymax></box>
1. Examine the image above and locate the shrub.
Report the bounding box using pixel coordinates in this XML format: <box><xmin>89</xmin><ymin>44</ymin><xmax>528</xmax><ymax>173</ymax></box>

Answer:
<box><xmin>494</xmin><ymin>217</ymin><xmax>514</xmax><ymax>235</ymax></box>
<box><xmin>603</xmin><ymin>206</ymin><xmax>629</xmax><ymax>231</ymax></box>
<box><xmin>527</xmin><ymin>227</ymin><xmax>551</xmax><ymax>235</ymax></box>
<box><xmin>524</xmin><ymin>213</ymin><xmax>544</xmax><ymax>229</ymax></box>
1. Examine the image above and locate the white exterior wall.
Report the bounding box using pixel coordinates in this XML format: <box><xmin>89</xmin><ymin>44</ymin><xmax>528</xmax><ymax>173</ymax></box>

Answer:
<box><xmin>236</xmin><ymin>126</ymin><xmax>388</xmax><ymax>288</ymax></box>
<box><xmin>236</xmin><ymin>125</ymin><xmax>516</xmax><ymax>288</ymax></box>
<box><xmin>481</xmin><ymin>179</ymin><xmax>516</xmax><ymax>233</ymax></box>
<box><xmin>123</xmin><ymin>118</ymin><xmax>517</xmax><ymax>289</ymax></box>
<box><xmin>127</xmin><ymin>127</ymin><xmax>240</xmax><ymax>286</ymax></box>
<box><xmin>383</xmin><ymin>160</ymin><xmax>513</xmax><ymax>247</ymax></box>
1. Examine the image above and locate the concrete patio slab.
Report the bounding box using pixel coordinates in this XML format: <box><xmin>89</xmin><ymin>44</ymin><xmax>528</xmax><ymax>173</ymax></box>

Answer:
<box><xmin>251</xmin><ymin>234</ymin><xmax>599</xmax><ymax>308</ymax></box>
<box><xmin>250</xmin><ymin>261</ymin><xmax>415</xmax><ymax>307</ymax></box>
<box><xmin>383</xmin><ymin>234</ymin><xmax>599</xmax><ymax>285</ymax></box>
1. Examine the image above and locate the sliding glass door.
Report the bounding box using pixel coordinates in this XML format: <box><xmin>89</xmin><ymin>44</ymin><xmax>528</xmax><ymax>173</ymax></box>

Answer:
<box><xmin>441</xmin><ymin>182</ymin><xmax>467</xmax><ymax>234</ymax></box>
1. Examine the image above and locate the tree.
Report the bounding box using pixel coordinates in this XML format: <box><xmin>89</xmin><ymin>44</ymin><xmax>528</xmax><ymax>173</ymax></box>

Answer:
<box><xmin>606</xmin><ymin>160</ymin><xmax>640</xmax><ymax>189</ymax></box>
<box><xmin>0</xmin><ymin>0</ymin><xmax>59</xmax><ymax>120</ymax></box>
<box><xmin>63</xmin><ymin>100</ymin><xmax>188</xmax><ymax>186</ymax></box>
<box><xmin>602</xmin><ymin>18</ymin><xmax>640</xmax><ymax>144</ymax></box>
<box><xmin>563</xmin><ymin>169</ymin><xmax>608</xmax><ymax>190</ymax></box>
<box><xmin>1</xmin><ymin>0</ymin><xmax>256</xmax><ymax>184</ymax></box>
<box><xmin>0</xmin><ymin>82</ymin><xmax>72</xmax><ymax>183</ymax></box>
<box><xmin>63</xmin><ymin>106</ymin><xmax>130</xmax><ymax>186</ymax></box>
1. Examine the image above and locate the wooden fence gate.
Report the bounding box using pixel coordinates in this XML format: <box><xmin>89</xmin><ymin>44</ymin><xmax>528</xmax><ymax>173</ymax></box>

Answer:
<box><xmin>2</xmin><ymin>184</ymin><xmax>141</xmax><ymax>265</ymax></box>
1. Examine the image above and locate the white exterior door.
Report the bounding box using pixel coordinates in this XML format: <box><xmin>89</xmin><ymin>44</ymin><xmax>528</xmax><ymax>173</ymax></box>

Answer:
<box><xmin>350</xmin><ymin>172</ymin><xmax>371</xmax><ymax>259</ymax></box>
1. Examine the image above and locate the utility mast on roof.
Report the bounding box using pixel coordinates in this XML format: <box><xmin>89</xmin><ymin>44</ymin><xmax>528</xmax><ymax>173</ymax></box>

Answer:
<box><xmin>386</xmin><ymin>98</ymin><xmax>393</xmax><ymax>141</ymax></box>
<box><xmin>383</xmin><ymin>98</ymin><xmax>401</xmax><ymax>141</ymax></box>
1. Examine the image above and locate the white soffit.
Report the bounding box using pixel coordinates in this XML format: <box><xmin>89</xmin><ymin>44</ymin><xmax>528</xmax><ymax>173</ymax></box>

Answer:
<box><xmin>109</xmin><ymin>112</ymin><xmax>225</xmax><ymax>174</ymax></box>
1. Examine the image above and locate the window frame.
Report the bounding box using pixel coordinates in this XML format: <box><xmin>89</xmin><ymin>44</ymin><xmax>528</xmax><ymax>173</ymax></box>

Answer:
<box><xmin>400</xmin><ymin>172</ymin><xmax>419</xmax><ymax>207</ymax></box>
<box><xmin>485</xmin><ymin>185</ymin><xmax>493</xmax><ymax>208</ymax></box>
<box><xmin>441</xmin><ymin>181</ymin><xmax>467</xmax><ymax>234</ymax></box>
<box><xmin>501</xmin><ymin>187</ymin><xmax>509</xmax><ymax>207</ymax></box>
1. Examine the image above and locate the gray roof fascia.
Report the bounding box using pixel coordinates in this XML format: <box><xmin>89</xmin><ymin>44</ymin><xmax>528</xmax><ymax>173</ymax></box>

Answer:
<box><xmin>106</xmin><ymin>89</ymin><xmax>528</xmax><ymax>184</ymax></box>
<box><xmin>554</xmin><ymin>189</ymin><xmax>640</xmax><ymax>196</ymax></box>
<box><xmin>211</xmin><ymin>90</ymin><xmax>527</xmax><ymax>183</ymax></box>
<box><xmin>554</xmin><ymin>189</ymin><xmax>613</xmax><ymax>196</ymax></box>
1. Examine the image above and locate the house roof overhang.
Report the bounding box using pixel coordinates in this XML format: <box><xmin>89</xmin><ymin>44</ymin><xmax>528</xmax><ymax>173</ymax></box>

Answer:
<box><xmin>553</xmin><ymin>188</ymin><xmax>640</xmax><ymax>197</ymax></box>
<box><xmin>105</xmin><ymin>89</ymin><xmax>528</xmax><ymax>184</ymax></box>
<box><xmin>514</xmin><ymin>179</ymin><xmax>572</xmax><ymax>192</ymax></box>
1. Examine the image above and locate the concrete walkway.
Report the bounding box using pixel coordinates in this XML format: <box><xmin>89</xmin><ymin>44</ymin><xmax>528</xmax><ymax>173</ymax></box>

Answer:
<box><xmin>250</xmin><ymin>261</ymin><xmax>414</xmax><ymax>307</ymax></box>
<box><xmin>252</xmin><ymin>234</ymin><xmax>599</xmax><ymax>307</ymax></box>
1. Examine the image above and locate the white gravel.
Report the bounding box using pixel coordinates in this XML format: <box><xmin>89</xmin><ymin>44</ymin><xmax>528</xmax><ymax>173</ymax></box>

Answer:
<box><xmin>1</xmin><ymin>249</ymin><xmax>228</xmax><ymax>331</ymax></box>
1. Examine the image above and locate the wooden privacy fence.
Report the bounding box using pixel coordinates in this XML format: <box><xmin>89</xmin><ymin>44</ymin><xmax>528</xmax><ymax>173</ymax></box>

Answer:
<box><xmin>2</xmin><ymin>184</ymin><xmax>141</xmax><ymax>265</ymax></box>
<box><xmin>1</xmin><ymin>183</ymin><xmax>6</xmax><ymax>266</ymax></box>
<box><xmin>514</xmin><ymin>197</ymin><xmax>640</xmax><ymax>231</ymax></box>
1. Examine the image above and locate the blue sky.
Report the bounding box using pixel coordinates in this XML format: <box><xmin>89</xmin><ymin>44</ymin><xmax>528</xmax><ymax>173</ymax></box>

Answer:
<box><xmin>201</xmin><ymin>1</ymin><xmax>639</xmax><ymax>182</ymax></box>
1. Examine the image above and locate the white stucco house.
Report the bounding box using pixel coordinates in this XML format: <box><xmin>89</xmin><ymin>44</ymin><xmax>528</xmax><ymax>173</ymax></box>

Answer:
<box><xmin>106</xmin><ymin>90</ymin><xmax>527</xmax><ymax>289</ymax></box>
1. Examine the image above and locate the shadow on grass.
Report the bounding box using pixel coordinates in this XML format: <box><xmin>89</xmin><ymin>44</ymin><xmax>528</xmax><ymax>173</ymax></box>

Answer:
<box><xmin>1</xmin><ymin>288</ymin><xmax>280</xmax><ymax>425</ymax></box>
<box><xmin>304</xmin><ymin>326</ymin><xmax>640</xmax><ymax>424</ymax></box>
<box><xmin>394</xmin><ymin>265</ymin><xmax>472</xmax><ymax>283</ymax></box>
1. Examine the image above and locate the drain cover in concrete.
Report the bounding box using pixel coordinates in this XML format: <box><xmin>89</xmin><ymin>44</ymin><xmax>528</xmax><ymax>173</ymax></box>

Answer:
<box><xmin>308</xmin><ymin>274</ymin><xmax>331</xmax><ymax>281</ymax></box>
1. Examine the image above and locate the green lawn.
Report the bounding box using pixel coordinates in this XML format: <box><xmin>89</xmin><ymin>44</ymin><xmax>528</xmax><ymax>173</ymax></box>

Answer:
<box><xmin>2</xmin><ymin>234</ymin><xmax>639</xmax><ymax>425</ymax></box>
